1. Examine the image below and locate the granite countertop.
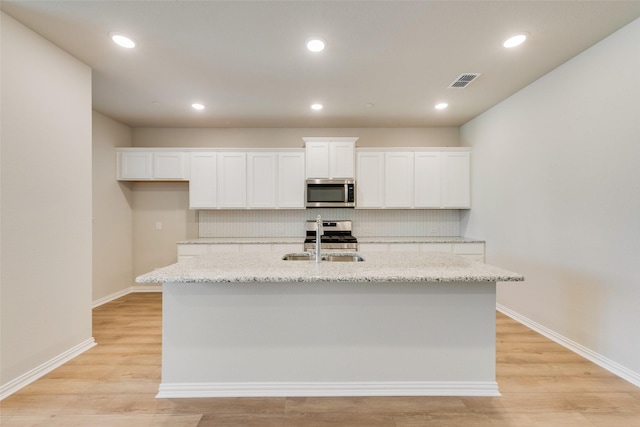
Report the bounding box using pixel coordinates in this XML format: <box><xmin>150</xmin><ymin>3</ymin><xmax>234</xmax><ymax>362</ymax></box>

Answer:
<box><xmin>177</xmin><ymin>236</ymin><xmax>485</xmax><ymax>244</ymax></box>
<box><xmin>136</xmin><ymin>251</ymin><xmax>522</xmax><ymax>284</ymax></box>
<box><xmin>358</xmin><ymin>236</ymin><xmax>485</xmax><ymax>244</ymax></box>
<box><xmin>177</xmin><ymin>237</ymin><xmax>302</xmax><ymax>245</ymax></box>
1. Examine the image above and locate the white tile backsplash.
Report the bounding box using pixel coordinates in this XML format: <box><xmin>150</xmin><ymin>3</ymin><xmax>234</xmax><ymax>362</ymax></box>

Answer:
<box><xmin>199</xmin><ymin>209</ymin><xmax>460</xmax><ymax>238</ymax></box>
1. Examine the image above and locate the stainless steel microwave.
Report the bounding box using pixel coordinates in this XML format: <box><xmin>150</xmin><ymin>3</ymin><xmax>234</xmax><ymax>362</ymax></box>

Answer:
<box><xmin>305</xmin><ymin>179</ymin><xmax>356</xmax><ymax>208</ymax></box>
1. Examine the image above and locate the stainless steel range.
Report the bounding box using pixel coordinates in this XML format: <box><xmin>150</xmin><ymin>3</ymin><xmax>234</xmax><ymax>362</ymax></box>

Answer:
<box><xmin>304</xmin><ymin>220</ymin><xmax>358</xmax><ymax>252</ymax></box>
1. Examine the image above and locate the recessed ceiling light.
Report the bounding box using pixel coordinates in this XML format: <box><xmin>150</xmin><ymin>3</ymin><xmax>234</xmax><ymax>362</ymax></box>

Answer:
<box><xmin>109</xmin><ymin>32</ymin><xmax>136</xmax><ymax>48</ymax></box>
<box><xmin>310</xmin><ymin>103</ymin><xmax>323</xmax><ymax>111</ymax></box>
<box><xmin>306</xmin><ymin>38</ymin><xmax>326</xmax><ymax>53</ymax></box>
<box><xmin>192</xmin><ymin>103</ymin><xmax>205</xmax><ymax>110</ymax></box>
<box><xmin>503</xmin><ymin>34</ymin><xmax>527</xmax><ymax>48</ymax></box>
<box><xmin>435</xmin><ymin>103</ymin><xmax>448</xmax><ymax>110</ymax></box>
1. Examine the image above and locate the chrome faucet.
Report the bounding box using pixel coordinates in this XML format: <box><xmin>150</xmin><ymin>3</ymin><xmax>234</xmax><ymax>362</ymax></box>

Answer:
<box><xmin>315</xmin><ymin>215</ymin><xmax>323</xmax><ymax>263</ymax></box>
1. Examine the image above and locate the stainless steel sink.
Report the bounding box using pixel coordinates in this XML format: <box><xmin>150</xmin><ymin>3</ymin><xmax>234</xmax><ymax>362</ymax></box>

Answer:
<box><xmin>281</xmin><ymin>254</ymin><xmax>313</xmax><ymax>261</ymax></box>
<box><xmin>282</xmin><ymin>253</ymin><xmax>364</xmax><ymax>262</ymax></box>
<box><xmin>322</xmin><ymin>255</ymin><xmax>364</xmax><ymax>262</ymax></box>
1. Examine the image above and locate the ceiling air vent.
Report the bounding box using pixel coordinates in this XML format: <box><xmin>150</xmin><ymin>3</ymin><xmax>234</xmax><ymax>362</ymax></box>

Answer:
<box><xmin>448</xmin><ymin>73</ymin><xmax>481</xmax><ymax>88</ymax></box>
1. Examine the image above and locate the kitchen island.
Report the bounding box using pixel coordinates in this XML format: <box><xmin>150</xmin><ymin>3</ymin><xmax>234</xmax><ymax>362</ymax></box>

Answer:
<box><xmin>136</xmin><ymin>251</ymin><xmax>523</xmax><ymax>398</ymax></box>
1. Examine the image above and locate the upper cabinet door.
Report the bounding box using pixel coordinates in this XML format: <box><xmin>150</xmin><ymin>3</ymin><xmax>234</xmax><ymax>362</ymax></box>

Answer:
<box><xmin>278</xmin><ymin>152</ymin><xmax>305</xmax><ymax>208</ymax></box>
<box><xmin>442</xmin><ymin>151</ymin><xmax>471</xmax><ymax>208</ymax></box>
<box><xmin>330</xmin><ymin>141</ymin><xmax>355</xmax><ymax>178</ymax></box>
<box><xmin>304</xmin><ymin>137</ymin><xmax>357</xmax><ymax>178</ymax></box>
<box><xmin>118</xmin><ymin>150</ymin><xmax>187</xmax><ymax>181</ymax></box>
<box><xmin>356</xmin><ymin>152</ymin><xmax>384</xmax><ymax>208</ymax></box>
<box><xmin>189</xmin><ymin>152</ymin><xmax>217</xmax><ymax>209</ymax></box>
<box><xmin>305</xmin><ymin>142</ymin><xmax>330</xmax><ymax>178</ymax></box>
<box><xmin>188</xmin><ymin>150</ymin><xmax>304</xmax><ymax>210</ymax></box>
<box><xmin>218</xmin><ymin>152</ymin><xmax>247</xmax><ymax>208</ymax></box>
<box><xmin>247</xmin><ymin>152</ymin><xmax>277</xmax><ymax>208</ymax></box>
<box><xmin>153</xmin><ymin>152</ymin><xmax>186</xmax><ymax>180</ymax></box>
<box><xmin>384</xmin><ymin>152</ymin><xmax>414</xmax><ymax>208</ymax></box>
<box><xmin>414</xmin><ymin>152</ymin><xmax>442</xmax><ymax>208</ymax></box>
<box><xmin>118</xmin><ymin>151</ymin><xmax>153</xmax><ymax>180</ymax></box>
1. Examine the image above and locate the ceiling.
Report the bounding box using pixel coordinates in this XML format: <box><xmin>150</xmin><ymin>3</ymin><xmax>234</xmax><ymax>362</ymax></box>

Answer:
<box><xmin>2</xmin><ymin>1</ymin><xmax>640</xmax><ymax>128</ymax></box>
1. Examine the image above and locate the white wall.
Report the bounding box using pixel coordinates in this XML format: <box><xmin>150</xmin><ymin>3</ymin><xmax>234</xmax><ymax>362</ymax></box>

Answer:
<box><xmin>1</xmin><ymin>12</ymin><xmax>93</xmax><ymax>393</ymax></box>
<box><xmin>133</xmin><ymin>127</ymin><xmax>459</xmax><ymax>148</ymax></box>
<box><xmin>92</xmin><ymin>111</ymin><xmax>134</xmax><ymax>302</ymax></box>
<box><xmin>460</xmin><ymin>18</ymin><xmax>640</xmax><ymax>382</ymax></box>
<box><xmin>132</xmin><ymin>182</ymin><xmax>197</xmax><ymax>278</ymax></box>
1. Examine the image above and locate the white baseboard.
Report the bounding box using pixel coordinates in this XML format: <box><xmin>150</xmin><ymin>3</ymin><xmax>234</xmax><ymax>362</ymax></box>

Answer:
<box><xmin>156</xmin><ymin>381</ymin><xmax>501</xmax><ymax>398</ymax></box>
<box><xmin>132</xmin><ymin>284</ymin><xmax>162</xmax><ymax>293</ymax></box>
<box><xmin>497</xmin><ymin>303</ymin><xmax>640</xmax><ymax>388</ymax></box>
<box><xmin>0</xmin><ymin>338</ymin><xmax>96</xmax><ymax>401</ymax></box>
<box><xmin>92</xmin><ymin>287</ymin><xmax>132</xmax><ymax>308</ymax></box>
<box><xmin>92</xmin><ymin>285</ymin><xmax>162</xmax><ymax>308</ymax></box>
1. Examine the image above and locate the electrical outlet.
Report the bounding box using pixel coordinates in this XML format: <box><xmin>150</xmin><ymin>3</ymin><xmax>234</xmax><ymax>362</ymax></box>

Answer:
<box><xmin>155</xmin><ymin>221</ymin><xmax>162</xmax><ymax>230</ymax></box>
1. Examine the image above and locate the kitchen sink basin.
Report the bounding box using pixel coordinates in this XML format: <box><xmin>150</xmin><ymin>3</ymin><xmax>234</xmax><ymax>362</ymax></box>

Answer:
<box><xmin>322</xmin><ymin>255</ymin><xmax>364</xmax><ymax>262</ymax></box>
<box><xmin>282</xmin><ymin>253</ymin><xmax>364</xmax><ymax>262</ymax></box>
<box><xmin>281</xmin><ymin>254</ymin><xmax>313</xmax><ymax>261</ymax></box>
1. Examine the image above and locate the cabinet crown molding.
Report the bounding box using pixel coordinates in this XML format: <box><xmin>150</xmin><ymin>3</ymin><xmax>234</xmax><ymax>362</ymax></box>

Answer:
<box><xmin>116</xmin><ymin>147</ymin><xmax>304</xmax><ymax>153</ymax></box>
<box><xmin>356</xmin><ymin>147</ymin><xmax>471</xmax><ymax>152</ymax></box>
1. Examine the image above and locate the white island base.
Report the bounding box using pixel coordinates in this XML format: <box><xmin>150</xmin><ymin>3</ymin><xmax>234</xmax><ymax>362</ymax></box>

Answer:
<box><xmin>157</xmin><ymin>280</ymin><xmax>500</xmax><ymax>398</ymax></box>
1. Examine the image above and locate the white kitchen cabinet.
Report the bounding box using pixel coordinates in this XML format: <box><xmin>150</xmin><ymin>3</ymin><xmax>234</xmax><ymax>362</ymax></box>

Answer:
<box><xmin>414</xmin><ymin>152</ymin><xmax>442</xmax><ymax>208</ymax></box>
<box><xmin>121</xmin><ymin>146</ymin><xmax>468</xmax><ymax>211</ymax></box>
<box><xmin>248</xmin><ymin>152</ymin><xmax>277</xmax><ymax>208</ymax></box>
<box><xmin>358</xmin><ymin>243</ymin><xmax>389</xmax><ymax>252</ymax></box>
<box><xmin>117</xmin><ymin>150</ymin><xmax>188</xmax><ymax>181</ymax></box>
<box><xmin>453</xmin><ymin>242</ymin><xmax>485</xmax><ymax>262</ymax></box>
<box><xmin>177</xmin><ymin>243</ymin><xmax>209</xmax><ymax>259</ymax></box>
<box><xmin>356</xmin><ymin>152</ymin><xmax>385</xmax><ymax>208</ymax></box>
<box><xmin>442</xmin><ymin>151</ymin><xmax>471</xmax><ymax>208</ymax></box>
<box><xmin>177</xmin><ymin>241</ymin><xmax>483</xmax><ymax>263</ymax></box>
<box><xmin>355</xmin><ymin>148</ymin><xmax>471</xmax><ymax>209</ymax></box>
<box><xmin>177</xmin><ymin>244</ymin><xmax>209</xmax><ymax>262</ymax></box>
<box><xmin>240</xmin><ymin>150</ymin><xmax>306</xmax><ymax>209</ymax></box>
<box><xmin>277</xmin><ymin>152</ymin><xmax>305</xmax><ymax>208</ymax></box>
<box><xmin>189</xmin><ymin>152</ymin><xmax>218</xmax><ymax>209</ymax></box>
<box><xmin>218</xmin><ymin>152</ymin><xmax>247</xmax><ymax>208</ymax></box>
<box><xmin>153</xmin><ymin>152</ymin><xmax>187</xmax><ymax>180</ymax></box>
<box><xmin>209</xmin><ymin>244</ymin><xmax>241</xmax><ymax>253</ymax></box>
<box><xmin>384</xmin><ymin>152</ymin><xmax>414</xmax><ymax>208</ymax></box>
<box><xmin>178</xmin><ymin>243</ymin><xmax>241</xmax><ymax>261</ymax></box>
<box><xmin>388</xmin><ymin>243</ymin><xmax>421</xmax><ymax>252</ymax></box>
<box><xmin>118</xmin><ymin>151</ymin><xmax>152</xmax><ymax>180</ymax></box>
<box><xmin>330</xmin><ymin>141</ymin><xmax>356</xmax><ymax>178</ymax></box>
<box><xmin>303</xmin><ymin>137</ymin><xmax>357</xmax><ymax>178</ymax></box>
<box><xmin>305</xmin><ymin>141</ymin><xmax>330</xmax><ymax>178</ymax></box>
<box><xmin>189</xmin><ymin>149</ymin><xmax>304</xmax><ymax>210</ymax></box>
<box><xmin>177</xmin><ymin>242</ymin><xmax>303</xmax><ymax>262</ymax></box>
<box><xmin>357</xmin><ymin>241</ymin><xmax>484</xmax><ymax>262</ymax></box>
<box><xmin>420</xmin><ymin>243</ymin><xmax>453</xmax><ymax>253</ymax></box>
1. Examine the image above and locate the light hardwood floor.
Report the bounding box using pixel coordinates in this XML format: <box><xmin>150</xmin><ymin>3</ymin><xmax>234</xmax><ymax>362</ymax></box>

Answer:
<box><xmin>1</xmin><ymin>292</ymin><xmax>639</xmax><ymax>426</ymax></box>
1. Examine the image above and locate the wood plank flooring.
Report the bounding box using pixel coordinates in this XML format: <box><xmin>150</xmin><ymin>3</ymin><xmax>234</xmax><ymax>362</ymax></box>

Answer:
<box><xmin>1</xmin><ymin>292</ymin><xmax>639</xmax><ymax>426</ymax></box>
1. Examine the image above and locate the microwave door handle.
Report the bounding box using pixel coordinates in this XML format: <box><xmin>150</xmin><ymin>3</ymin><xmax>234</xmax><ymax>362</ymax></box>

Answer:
<box><xmin>344</xmin><ymin>184</ymin><xmax>348</xmax><ymax>202</ymax></box>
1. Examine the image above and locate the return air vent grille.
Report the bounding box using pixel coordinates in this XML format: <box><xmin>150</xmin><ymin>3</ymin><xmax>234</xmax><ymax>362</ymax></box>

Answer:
<box><xmin>448</xmin><ymin>73</ymin><xmax>481</xmax><ymax>88</ymax></box>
